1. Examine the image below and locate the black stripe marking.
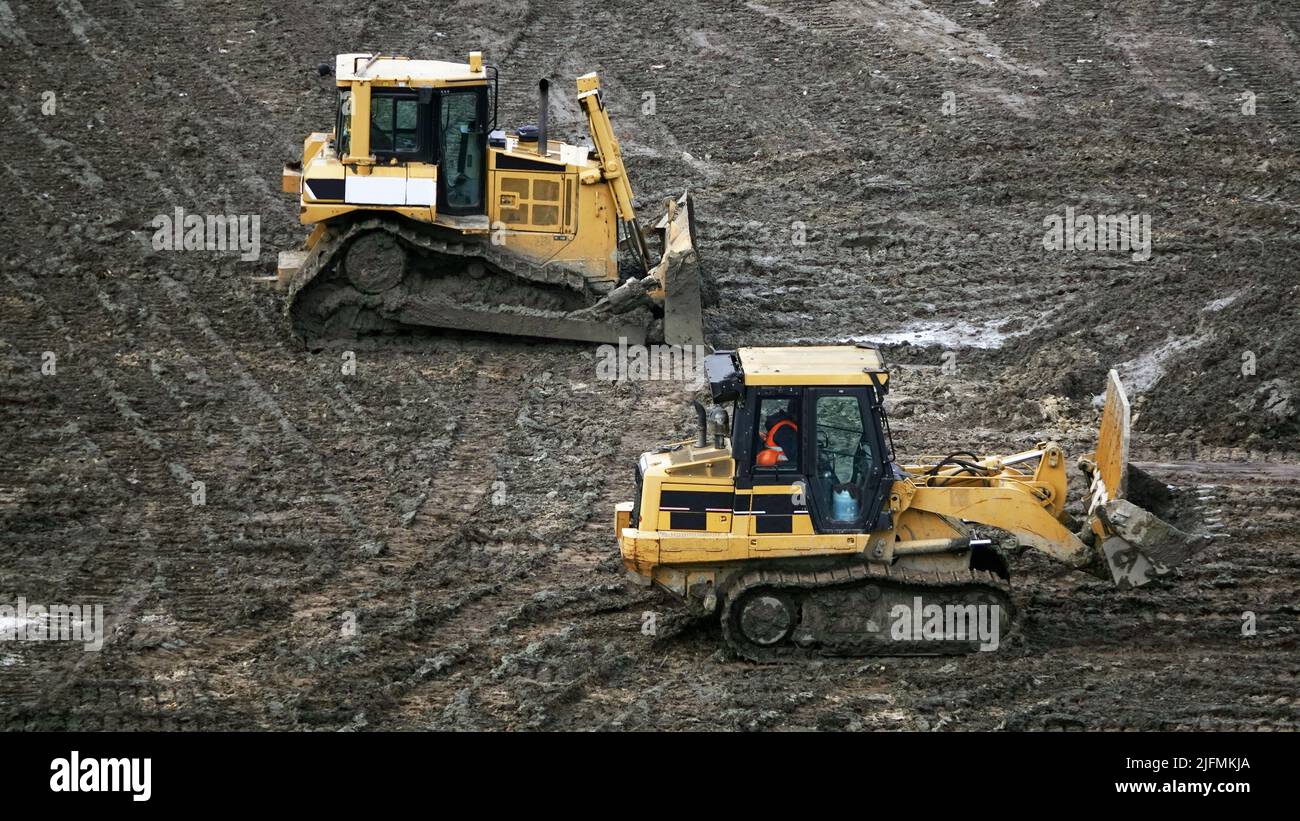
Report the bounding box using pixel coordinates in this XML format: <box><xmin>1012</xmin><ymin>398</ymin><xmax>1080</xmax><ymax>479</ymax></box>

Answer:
<box><xmin>669</xmin><ymin>511</ymin><xmax>707</xmax><ymax>531</ymax></box>
<box><xmin>751</xmin><ymin>493</ymin><xmax>801</xmax><ymax>515</ymax></box>
<box><xmin>660</xmin><ymin>489</ymin><xmax>735</xmax><ymax>514</ymax></box>
<box><xmin>495</xmin><ymin>154</ymin><xmax>565</xmax><ymax>172</ymax></box>
<box><xmin>305</xmin><ymin>178</ymin><xmax>345</xmax><ymax>201</ymax></box>
<box><xmin>755</xmin><ymin>515</ymin><xmax>792</xmax><ymax>534</ymax></box>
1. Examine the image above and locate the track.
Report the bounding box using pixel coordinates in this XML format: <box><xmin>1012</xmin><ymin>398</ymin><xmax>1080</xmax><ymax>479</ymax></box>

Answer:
<box><xmin>721</xmin><ymin>564</ymin><xmax>1014</xmax><ymax>662</ymax></box>
<box><xmin>285</xmin><ymin>216</ymin><xmax>656</xmax><ymax>346</ymax></box>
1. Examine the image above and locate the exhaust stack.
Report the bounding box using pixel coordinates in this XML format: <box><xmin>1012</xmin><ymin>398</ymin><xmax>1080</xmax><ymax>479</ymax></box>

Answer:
<box><xmin>693</xmin><ymin>401</ymin><xmax>708</xmax><ymax>448</ymax></box>
<box><xmin>537</xmin><ymin>79</ymin><xmax>549</xmax><ymax>157</ymax></box>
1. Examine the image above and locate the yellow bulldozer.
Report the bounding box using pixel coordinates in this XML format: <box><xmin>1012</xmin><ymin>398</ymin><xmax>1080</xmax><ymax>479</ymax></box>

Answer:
<box><xmin>277</xmin><ymin>52</ymin><xmax>703</xmax><ymax>346</ymax></box>
<box><xmin>615</xmin><ymin>346</ymin><xmax>1210</xmax><ymax>660</ymax></box>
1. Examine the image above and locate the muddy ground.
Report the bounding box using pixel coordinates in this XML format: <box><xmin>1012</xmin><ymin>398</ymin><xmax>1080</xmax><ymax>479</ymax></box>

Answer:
<box><xmin>1</xmin><ymin>0</ymin><xmax>1298</xmax><ymax>730</ymax></box>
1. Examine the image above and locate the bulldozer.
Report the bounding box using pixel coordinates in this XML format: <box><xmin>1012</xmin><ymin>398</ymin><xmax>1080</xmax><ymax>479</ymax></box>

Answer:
<box><xmin>615</xmin><ymin>345</ymin><xmax>1210</xmax><ymax>660</ymax></box>
<box><xmin>277</xmin><ymin>52</ymin><xmax>704</xmax><ymax>346</ymax></box>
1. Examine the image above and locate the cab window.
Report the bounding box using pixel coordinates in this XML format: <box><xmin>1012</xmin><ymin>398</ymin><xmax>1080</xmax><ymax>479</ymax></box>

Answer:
<box><xmin>813</xmin><ymin>393</ymin><xmax>876</xmax><ymax>523</ymax></box>
<box><xmin>439</xmin><ymin>89</ymin><xmax>485</xmax><ymax>210</ymax></box>
<box><xmin>754</xmin><ymin>396</ymin><xmax>800</xmax><ymax>470</ymax></box>
<box><xmin>335</xmin><ymin>90</ymin><xmax>352</xmax><ymax>156</ymax></box>
<box><xmin>370</xmin><ymin>93</ymin><xmax>421</xmax><ymax>156</ymax></box>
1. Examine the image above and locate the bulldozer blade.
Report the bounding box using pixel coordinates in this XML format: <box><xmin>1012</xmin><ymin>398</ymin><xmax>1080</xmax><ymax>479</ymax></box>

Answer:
<box><xmin>654</xmin><ymin>192</ymin><xmax>705</xmax><ymax>347</ymax></box>
<box><xmin>1086</xmin><ymin>370</ymin><xmax>1210</xmax><ymax>587</ymax></box>
<box><xmin>1096</xmin><ymin>498</ymin><xmax>1212</xmax><ymax>587</ymax></box>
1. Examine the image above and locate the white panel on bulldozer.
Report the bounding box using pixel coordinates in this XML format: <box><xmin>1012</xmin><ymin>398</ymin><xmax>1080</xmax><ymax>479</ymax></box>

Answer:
<box><xmin>345</xmin><ymin>176</ymin><xmax>407</xmax><ymax>205</ymax></box>
<box><xmin>406</xmin><ymin>178</ymin><xmax>436</xmax><ymax>206</ymax></box>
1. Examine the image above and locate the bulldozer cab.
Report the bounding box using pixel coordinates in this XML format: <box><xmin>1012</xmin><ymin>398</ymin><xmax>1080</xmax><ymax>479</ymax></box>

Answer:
<box><xmin>332</xmin><ymin>65</ymin><xmax>489</xmax><ymax>216</ymax></box>
<box><xmin>732</xmin><ymin>385</ymin><xmax>892</xmax><ymax>535</ymax></box>
<box><xmin>711</xmin><ymin>347</ymin><xmax>895</xmax><ymax>535</ymax></box>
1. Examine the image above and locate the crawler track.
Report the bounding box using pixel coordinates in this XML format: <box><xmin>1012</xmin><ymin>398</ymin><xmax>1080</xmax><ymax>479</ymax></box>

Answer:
<box><xmin>286</xmin><ymin>217</ymin><xmax>655</xmax><ymax>346</ymax></box>
<box><xmin>721</xmin><ymin>564</ymin><xmax>1013</xmax><ymax>661</ymax></box>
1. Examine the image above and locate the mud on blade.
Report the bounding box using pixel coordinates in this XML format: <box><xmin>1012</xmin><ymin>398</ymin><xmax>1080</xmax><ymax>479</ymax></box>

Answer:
<box><xmin>1083</xmin><ymin>370</ymin><xmax>1213</xmax><ymax>587</ymax></box>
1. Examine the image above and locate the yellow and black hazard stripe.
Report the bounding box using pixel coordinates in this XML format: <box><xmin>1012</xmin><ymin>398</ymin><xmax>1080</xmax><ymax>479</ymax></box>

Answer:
<box><xmin>742</xmin><ymin>490</ymin><xmax>811</xmax><ymax>534</ymax></box>
<box><xmin>658</xmin><ymin>488</ymin><xmax>734</xmax><ymax>531</ymax></box>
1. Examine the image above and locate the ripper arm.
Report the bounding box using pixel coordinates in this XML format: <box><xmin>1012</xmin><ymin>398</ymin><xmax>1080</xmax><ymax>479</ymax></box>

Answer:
<box><xmin>576</xmin><ymin>72</ymin><xmax>653</xmax><ymax>271</ymax></box>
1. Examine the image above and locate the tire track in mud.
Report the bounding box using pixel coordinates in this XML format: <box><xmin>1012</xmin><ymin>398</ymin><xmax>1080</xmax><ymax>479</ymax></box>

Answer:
<box><xmin>14</xmin><ymin>0</ymin><xmax>394</xmax><ymax>533</ymax></box>
<box><xmin>0</xmin><ymin>268</ymin><xmax>218</xmax><ymax>726</ymax></box>
<box><xmin>5</xmin><ymin>30</ymin><xmax>387</xmax><ymax>589</ymax></box>
<box><xmin>56</xmin><ymin>0</ymin><xmax>288</xmax><ymax>209</ymax></box>
<box><xmin>288</xmin><ymin>355</ymin><xmax>557</xmax><ymax>727</ymax></box>
<box><xmin>2</xmin><ymin>294</ymin><xmax>288</xmax><ymax>709</ymax></box>
<box><xmin>385</xmin><ymin>373</ymin><xmax>697</xmax><ymax>729</ymax></box>
<box><xmin>0</xmin><ymin>333</ymin><xmax>162</xmax><ymax>720</ymax></box>
<box><xmin>11</xmin><ymin>2</ymin><xmax>572</xmax><ymax>725</ymax></box>
<box><xmin>0</xmin><ymin>12</ymin><xmax>402</xmax><ymax>724</ymax></box>
<box><xmin>0</xmin><ymin>148</ymin><xmax>354</xmax><ymax>550</ymax></box>
<box><xmin>340</xmin><ymin>362</ymin><xmax>652</xmax><ymax>728</ymax></box>
<box><xmin>0</xmin><ymin>170</ymin><xmax>225</xmax><ymax>716</ymax></box>
<box><xmin>157</xmin><ymin>275</ymin><xmax>370</xmax><ymax>534</ymax></box>
<box><xmin>130</xmin><ymin>338</ymin><xmax>559</xmax><ymax>727</ymax></box>
<box><xmin>3</xmin><ymin>281</ymin><xmax>478</xmax><ymax>722</ymax></box>
<box><xmin>57</xmin><ymin>0</ymin><xmax>308</xmax><ymax>310</ymax></box>
<box><xmin>2</xmin><ymin>274</ymin><xmax>203</xmax><ymax>508</ymax></box>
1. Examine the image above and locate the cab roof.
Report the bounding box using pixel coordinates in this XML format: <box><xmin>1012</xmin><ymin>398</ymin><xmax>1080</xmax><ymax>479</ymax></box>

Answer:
<box><xmin>335</xmin><ymin>53</ymin><xmax>487</xmax><ymax>85</ymax></box>
<box><xmin>705</xmin><ymin>346</ymin><xmax>889</xmax><ymax>401</ymax></box>
<box><xmin>738</xmin><ymin>346</ymin><xmax>888</xmax><ymax>386</ymax></box>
